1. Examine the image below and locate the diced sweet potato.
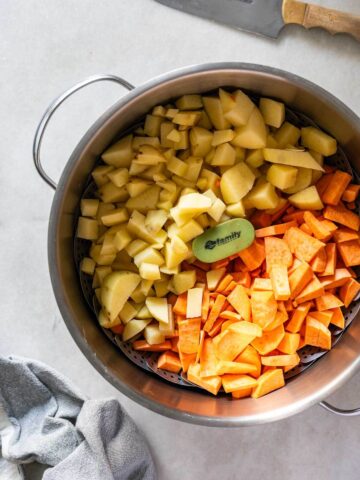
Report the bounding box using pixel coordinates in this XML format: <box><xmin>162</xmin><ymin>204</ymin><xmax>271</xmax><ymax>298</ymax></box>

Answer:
<box><xmin>263</xmin><ymin>311</ymin><xmax>288</xmax><ymax>332</ymax></box>
<box><xmin>216</xmin><ymin>361</ymin><xmax>258</xmax><ymax>376</ymax></box>
<box><xmin>132</xmin><ymin>340</ymin><xmax>172</xmax><ymax>351</ymax></box>
<box><xmin>188</xmin><ymin>363</ymin><xmax>222</xmax><ymax>395</ymax></box>
<box><xmin>305</xmin><ymin>317</ymin><xmax>331</xmax><ymax>350</ymax></box>
<box><xmin>252</xmin><ymin>325</ymin><xmax>285</xmax><ymax>355</ymax></box>
<box><xmin>238</xmin><ymin>239</ymin><xmax>266</xmax><ymax>271</ymax></box>
<box><xmin>296</xmin><ymin>276</ymin><xmax>325</xmax><ymax>304</ymax></box>
<box><xmin>232</xmin><ymin>388</ymin><xmax>253</xmax><ymax>399</ymax></box>
<box><xmin>329</xmin><ymin>307</ymin><xmax>345</xmax><ymax>329</ymax></box>
<box><xmin>200</xmin><ymin>338</ymin><xmax>219</xmax><ymax>377</ymax></box>
<box><xmin>339</xmin><ymin>278</ymin><xmax>360</xmax><ymax>307</ymax></box>
<box><xmin>324</xmin><ymin>203</ymin><xmax>360</xmax><ymax>231</ymax></box>
<box><xmin>222</xmin><ymin>374</ymin><xmax>257</xmax><ymax>393</ymax></box>
<box><xmin>227</xmin><ymin>285</ymin><xmax>251</xmax><ymax>322</ymax></box>
<box><xmin>213</xmin><ymin>329</ymin><xmax>256</xmax><ymax>362</ymax></box>
<box><xmin>195</xmin><ymin>330</ymin><xmax>205</xmax><ymax>363</ymax></box>
<box><xmin>316</xmin><ymin>293</ymin><xmax>344</xmax><ymax>311</ymax></box>
<box><xmin>322</xmin><ymin>171</ymin><xmax>352</xmax><ymax>206</ymax></box>
<box><xmin>255</xmin><ymin>221</ymin><xmax>297</xmax><ymax>238</ymax></box>
<box><xmin>179</xmin><ymin>351</ymin><xmax>197</xmax><ymax>373</ymax></box>
<box><xmin>232</xmin><ymin>271</ymin><xmax>251</xmax><ymax>287</ymax></box>
<box><xmin>286</xmin><ymin>303</ymin><xmax>312</xmax><ymax>333</ymax></box>
<box><xmin>157</xmin><ymin>351</ymin><xmax>182</xmax><ymax>373</ymax></box>
<box><xmin>300</xmin><ymin>223</ymin><xmax>313</xmax><ymax>235</ymax></box>
<box><xmin>319</xmin><ymin>268</ymin><xmax>352</xmax><ymax>289</ymax></box>
<box><xmin>333</xmin><ymin>227</ymin><xmax>360</xmax><ymax>243</ymax></box>
<box><xmin>251</xmin><ymin>369</ymin><xmax>285</xmax><ymax>398</ymax></box>
<box><xmin>265</xmin><ymin>237</ymin><xmax>293</xmax><ymax>272</ymax></box>
<box><xmin>319</xmin><ymin>243</ymin><xmax>336</xmax><ymax>277</ymax></box>
<box><xmin>289</xmin><ymin>262</ymin><xmax>313</xmax><ymax>298</ymax></box>
<box><xmin>178</xmin><ymin>317</ymin><xmax>201</xmax><ymax>354</ymax></box>
<box><xmin>203</xmin><ymin>294</ymin><xmax>227</xmax><ymax>333</ymax></box>
<box><xmin>252</xmin><ymin>278</ymin><xmax>273</xmax><ymax>291</ymax></box>
<box><xmin>173</xmin><ymin>293</ymin><xmax>187</xmax><ymax>316</ymax></box>
<box><xmin>261</xmin><ymin>353</ymin><xmax>300</xmax><ymax>367</ymax></box>
<box><xmin>303</xmin><ymin>211</ymin><xmax>332</xmax><ymax>241</ymax></box>
<box><xmin>337</xmin><ymin>240</ymin><xmax>360</xmax><ymax>267</ymax></box>
<box><xmin>251</xmin><ymin>291</ymin><xmax>277</xmax><ymax>329</ymax></box>
<box><xmin>308</xmin><ymin>311</ymin><xmax>333</xmax><ymax>327</ymax></box>
<box><xmin>284</xmin><ymin>227</ymin><xmax>325</xmax><ymax>263</ymax></box>
<box><xmin>310</xmin><ymin>248</ymin><xmax>327</xmax><ymax>273</ymax></box>
<box><xmin>342</xmin><ymin>184</ymin><xmax>360</xmax><ymax>203</ymax></box>
<box><xmin>235</xmin><ymin>345</ymin><xmax>262</xmax><ymax>378</ymax></box>
<box><xmin>270</xmin><ymin>264</ymin><xmax>291</xmax><ymax>301</ymax></box>
<box><xmin>277</xmin><ymin>332</ymin><xmax>300</xmax><ymax>354</ymax></box>
<box><xmin>229</xmin><ymin>321</ymin><xmax>262</xmax><ymax>338</ymax></box>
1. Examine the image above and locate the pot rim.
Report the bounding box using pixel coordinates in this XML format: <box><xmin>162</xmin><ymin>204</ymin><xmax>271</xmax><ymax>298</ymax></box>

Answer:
<box><xmin>48</xmin><ymin>62</ymin><xmax>360</xmax><ymax>426</ymax></box>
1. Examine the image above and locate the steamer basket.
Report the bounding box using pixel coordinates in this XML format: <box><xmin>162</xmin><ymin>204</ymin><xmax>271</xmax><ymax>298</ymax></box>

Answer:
<box><xmin>34</xmin><ymin>64</ymin><xmax>360</xmax><ymax>426</ymax></box>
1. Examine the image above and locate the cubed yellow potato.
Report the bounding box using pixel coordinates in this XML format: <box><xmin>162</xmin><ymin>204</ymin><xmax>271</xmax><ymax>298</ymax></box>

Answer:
<box><xmin>126</xmin><ymin>180</ymin><xmax>151</xmax><ymax>198</ymax></box>
<box><xmin>126</xmin><ymin>186</ymin><xmax>161</xmax><ymax>213</ymax></box>
<box><xmin>137</xmin><ymin>304</ymin><xmax>152</xmax><ymax>319</ymax></box>
<box><xmin>263</xmin><ymin>148</ymin><xmax>324</xmax><ymax>171</ymax></box>
<box><xmin>144</xmin><ymin>114</ymin><xmax>163</xmax><ymax>137</ymax></box>
<box><xmin>100</xmin><ymin>233</ymin><xmax>117</xmax><ymax>256</ymax></box>
<box><xmin>197</xmin><ymin>110</ymin><xmax>213</xmax><ymax>130</ymax></box>
<box><xmin>310</xmin><ymin>150</ymin><xmax>324</xmax><ymax>184</ymax></box>
<box><xmin>167</xmin><ymin>128</ymin><xmax>181</xmax><ymax>143</ymax></box>
<box><xmin>203</xmin><ymin>96</ymin><xmax>231</xmax><ymax>130</ymax></box>
<box><xmin>160</xmin><ymin>122</ymin><xmax>176</xmax><ymax>148</ymax></box>
<box><xmin>245</xmin><ymin>181</ymin><xmax>280</xmax><ymax>210</ymax></box>
<box><xmin>123</xmin><ymin>318</ymin><xmax>152</xmax><ymax>342</ymax></box>
<box><xmin>130</xmin><ymin>285</ymin><xmax>147</xmax><ymax>304</ymax></box>
<box><xmin>174</xmin><ymin>219</ymin><xmax>204</xmax><ymax>242</ymax></box>
<box><xmin>274</xmin><ymin>122</ymin><xmax>300</xmax><ymax>148</ymax></box>
<box><xmin>172</xmin><ymin>111</ymin><xmax>201</xmax><ymax>126</ymax></box>
<box><xmin>101</xmin><ymin>271</ymin><xmax>141</xmax><ymax>321</ymax></box>
<box><xmin>211</xmin><ymin>143</ymin><xmax>236</xmax><ymax>167</ymax></box>
<box><xmin>166</xmin><ymin>156</ymin><xmax>188</xmax><ymax>178</ymax></box>
<box><xmin>80</xmin><ymin>257</ymin><xmax>96</xmax><ymax>275</ymax></box>
<box><xmin>231</xmin><ymin>108</ymin><xmax>267</xmax><ymax>149</ymax></box>
<box><xmin>144</xmin><ymin>324</ymin><xmax>165</xmax><ymax>345</ymax></box>
<box><xmin>283</xmin><ymin>167</ymin><xmax>312</xmax><ymax>194</ymax></box>
<box><xmin>101</xmin><ymin>208</ymin><xmax>129</xmax><ymax>226</ymax></box>
<box><xmin>174</xmin><ymin>130</ymin><xmax>189</xmax><ymax>150</ymax></box>
<box><xmin>106</xmin><ymin>167</ymin><xmax>129</xmax><ymax>188</ymax></box>
<box><xmin>119</xmin><ymin>301</ymin><xmax>139</xmax><ymax>324</ymax></box>
<box><xmin>139</xmin><ymin>263</ymin><xmax>161</xmax><ymax>281</ymax></box>
<box><xmin>113</xmin><ymin>228</ymin><xmax>132</xmax><ymax>252</ymax></box>
<box><xmin>245</xmin><ymin>149</ymin><xmax>264</xmax><ymax>168</ymax></box>
<box><xmin>222</xmin><ymin>90</ymin><xmax>255</xmax><ymax>127</ymax></box>
<box><xmin>154</xmin><ymin>280</ymin><xmax>170</xmax><ymax>298</ymax></box>
<box><xmin>226</xmin><ymin>201</ymin><xmax>246</xmax><ymax>218</ymax></box>
<box><xmin>211</xmin><ymin>129</ymin><xmax>235</xmax><ymax>146</ymax></box>
<box><xmin>125</xmin><ymin>239</ymin><xmax>148</xmax><ymax>257</ymax></box>
<box><xmin>99</xmin><ymin>183</ymin><xmax>128</xmax><ymax>203</ymax></box>
<box><xmin>267</xmin><ymin>164</ymin><xmax>298</xmax><ymax>190</ymax></box>
<box><xmin>219</xmin><ymin>88</ymin><xmax>236</xmax><ymax>112</ymax></box>
<box><xmin>146</xmin><ymin>297</ymin><xmax>169</xmax><ymax>323</ymax></box>
<box><xmin>189</xmin><ymin>127</ymin><xmax>213</xmax><ymax>157</ymax></box>
<box><xmin>92</xmin><ymin>165</ymin><xmax>114</xmax><ymax>187</ymax></box>
<box><xmin>171</xmin><ymin>174</ymin><xmax>196</xmax><ymax>190</ymax></box>
<box><xmin>133</xmin><ymin>247</ymin><xmax>164</xmax><ymax>268</ymax></box>
<box><xmin>301</xmin><ymin>126</ymin><xmax>337</xmax><ymax>156</ymax></box>
<box><xmin>135</xmin><ymin>145</ymin><xmax>166</xmax><ymax>166</ymax></box>
<box><xmin>183</xmin><ymin>157</ymin><xmax>203</xmax><ymax>183</ymax></box>
<box><xmin>288</xmin><ymin>185</ymin><xmax>324</xmax><ymax>210</ymax></box>
<box><xmin>206</xmin><ymin>267</ymin><xmax>226</xmax><ymax>290</ymax></box>
<box><xmin>128</xmin><ymin>162</ymin><xmax>147</xmax><ymax>176</ymax></box>
<box><xmin>172</xmin><ymin>270</ymin><xmax>196</xmax><ymax>295</ymax></box>
<box><xmin>186</xmin><ymin>287</ymin><xmax>203</xmax><ymax>318</ymax></box>
<box><xmin>145</xmin><ymin>209</ymin><xmax>168</xmax><ymax>235</ymax></box>
<box><xmin>98</xmin><ymin>309</ymin><xmax>120</xmax><ymax>329</ymax></box>
<box><xmin>152</xmin><ymin>105</ymin><xmax>166</xmax><ymax>117</ymax></box>
<box><xmin>175</xmin><ymin>94</ymin><xmax>203</xmax><ymax>110</ymax></box>
<box><xmin>220</xmin><ymin>162</ymin><xmax>255</xmax><ymax>204</ymax></box>
<box><xmin>164</xmin><ymin>240</ymin><xmax>188</xmax><ymax>269</ymax></box>
<box><xmin>77</xmin><ymin>217</ymin><xmax>98</xmax><ymax>240</ymax></box>
<box><xmin>177</xmin><ymin>193</ymin><xmax>212</xmax><ymax>216</ymax></box>
<box><xmin>259</xmin><ymin>98</ymin><xmax>285</xmax><ymax>128</ymax></box>
<box><xmin>140</xmin><ymin>279</ymin><xmax>154</xmax><ymax>296</ymax></box>
<box><xmin>81</xmin><ymin>199</ymin><xmax>99</xmax><ymax>217</ymax></box>
<box><xmin>127</xmin><ymin>210</ymin><xmax>161</xmax><ymax>244</ymax></box>
<box><xmin>165</xmin><ymin>108</ymin><xmax>179</xmax><ymax>119</ymax></box>
<box><xmin>208</xmin><ymin>198</ymin><xmax>226</xmax><ymax>222</ymax></box>
<box><xmin>93</xmin><ymin>266</ymin><xmax>112</xmax><ymax>287</ymax></box>
<box><xmin>132</xmin><ymin>136</ymin><xmax>161</xmax><ymax>150</ymax></box>
<box><xmin>102</xmin><ymin>134</ymin><xmax>133</xmax><ymax>168</ymax></box>
<box><xmin>200</xmin><ymin>168</ymin><xmax>220</xmax><ymax>193</ymax></box>
<box><xmin>267</xmin><ymin>134</ymin><xmax>278</xmax><ymax>148</ymax></box>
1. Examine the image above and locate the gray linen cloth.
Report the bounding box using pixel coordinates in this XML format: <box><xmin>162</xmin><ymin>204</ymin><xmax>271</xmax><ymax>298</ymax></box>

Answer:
<box><xmin>0</xmin><ymin>356</ymin><xmax>156</xmax><ymax>480</ymax></box>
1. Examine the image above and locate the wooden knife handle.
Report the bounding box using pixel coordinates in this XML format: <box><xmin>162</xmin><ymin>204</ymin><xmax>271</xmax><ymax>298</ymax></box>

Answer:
<box><xmin>282</xmin><ymin>0</ymin><xmax>360</xmax><ymax>42</ymax></box>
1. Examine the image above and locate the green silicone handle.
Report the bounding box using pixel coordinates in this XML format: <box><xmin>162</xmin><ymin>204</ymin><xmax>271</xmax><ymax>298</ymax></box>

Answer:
<box><xmin>192</xmin><ymin>219</ymin><xmax>255</xmax><ymax>263</ymax></box>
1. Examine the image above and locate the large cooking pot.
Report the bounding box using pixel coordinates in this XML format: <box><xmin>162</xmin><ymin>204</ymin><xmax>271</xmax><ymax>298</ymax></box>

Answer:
<box><xmin>34</xmin><ymin>63</ymin><xmax>360</xmax><ymax>426</ymax></box>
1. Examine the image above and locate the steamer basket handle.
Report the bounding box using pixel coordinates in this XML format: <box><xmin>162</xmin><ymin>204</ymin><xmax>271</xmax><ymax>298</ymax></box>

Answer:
<box><xmin>33</xmin><ymin>74</ymin><xmax>135</xmax><ymax>190</ymax></box>
<box><xmin>320</xmin><ymin>401</ymin><xmax>360</xmax><ymax>417</ymax></box>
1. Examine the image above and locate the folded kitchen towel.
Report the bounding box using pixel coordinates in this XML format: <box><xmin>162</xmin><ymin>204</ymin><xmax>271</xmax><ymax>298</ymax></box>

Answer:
<box><xmin>0</xmin><ymin>356</ymin><xmax>156</xmax><ymax>480</ymax></box>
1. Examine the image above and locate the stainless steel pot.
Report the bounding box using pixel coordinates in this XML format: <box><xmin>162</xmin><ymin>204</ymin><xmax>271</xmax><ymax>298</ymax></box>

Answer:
<box><xmin>34</xmin><ymin>63</ymin><xmax>360</xmax><ymax>426</ymax></box>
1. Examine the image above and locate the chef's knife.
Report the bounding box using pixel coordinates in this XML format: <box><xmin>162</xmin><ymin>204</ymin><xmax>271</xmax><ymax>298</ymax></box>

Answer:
<box><xmin>154</xmin><ymin>0</ymin><xmax>360</xmax><ymax>42</ymax></box>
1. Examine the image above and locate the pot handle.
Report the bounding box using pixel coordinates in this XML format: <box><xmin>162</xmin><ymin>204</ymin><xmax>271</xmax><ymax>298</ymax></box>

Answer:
<box><xmin>319</xmin><ymin>401</ymin><xmax>360</xmax><ymax>416</ymax></box>
<box><xmin>33</xmin><ymin>74</ymin><xmax>135</xmax><ymax>190</ymax></box>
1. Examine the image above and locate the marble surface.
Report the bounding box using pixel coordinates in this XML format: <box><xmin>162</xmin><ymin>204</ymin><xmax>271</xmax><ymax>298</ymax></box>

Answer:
<box><xmin>1</xmin><ymin>1</ymin><xmax>360</xmax><ymax>478</ymax></box>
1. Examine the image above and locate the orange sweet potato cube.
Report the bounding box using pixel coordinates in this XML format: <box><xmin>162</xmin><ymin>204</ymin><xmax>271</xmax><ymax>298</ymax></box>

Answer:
<box><xmin>305</xmin><ymin>317</ymin><xmax>331</xmax><ymax>350</ymax></box>
<box><xmin>157</xmin><ymin>351</ymin><xmax>182</xmax><ymax>373</ymax></box>
<box><xmin>251</xmin><ymin>369</ymin><xmax>285</xmax><ymax>398</ymax></box>
<box><xmin>277</xmin><ymin>332</ymin><xmax>300</xmax><ymax>354</ymax></box>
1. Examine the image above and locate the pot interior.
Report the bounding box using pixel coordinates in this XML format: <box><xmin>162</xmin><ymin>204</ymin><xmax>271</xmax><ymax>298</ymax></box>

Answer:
<box><xmin>49</xmin><ymin>64</ymin><xmax>360</xmax><ymax>426</ymax></box>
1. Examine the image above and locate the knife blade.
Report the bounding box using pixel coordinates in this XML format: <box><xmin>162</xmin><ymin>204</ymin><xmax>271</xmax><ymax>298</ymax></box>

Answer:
<box><xmin>154</xmin><ymin>0</ymin><xmax>285</xmax><ymax>38</ymax></box>
<box><xmin>154</xmin><ymin>0</ymin><xmax>360</xmax><ymax>42</ymax></box>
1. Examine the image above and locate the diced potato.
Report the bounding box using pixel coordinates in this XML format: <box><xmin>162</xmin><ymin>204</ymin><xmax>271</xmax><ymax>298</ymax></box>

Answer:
<box><xmin>288</xmin><ymin>185</ymin><xmax>324</xmax><ymax>210</ymax></box>
<box><xmin>172</xmin><ymin>175</ymin><xmax>196</xmax><ymax>189</ymax></box>
<box><xmin>208</xmin><ymin>198</ymin><xmax>226</xmax><ymax>222</ymax></box>
<box><xmin>127</xmin><ymin>211</ymin><xmax>157</xmax><ymax>244</ymax></box>
<box><xmin>130</xmin><ymin>285</ymin><xmax>147</xmax><ymax>303</ymax></box>
<box><xmin>99</xmin><ymin>183</ymin><xmax>128</xmax><ymax>203</ymax></box>
<box><xmin>145</xmin><ymin>209</ymin><xmax>168</xmax><ymax>235</ymax></box>
<box><xmin>119</xmin><ymin>301</ymin><xmax>139</xmax><ymax>324</ymax></box>
<box><xmin>144</xmin><ymin>114</ymin><xmax>163</xmax><ymax>137</ymax></box>
<box><xmin>94</xmin><ymin>266</ymin><xmax>112</xmax><ymax>287</ymax></box>
<box><xmin>186</xmin><ymin>287</ymin><xmax>203</xmax><ymax>318</ymax></box>
<box><xmin>211</xmin><ymin>129</ymin><xmax>235</xmax><ymax>146</ymax></box>
<box><xmin>144</xmin><ymin>324</ymin><xmax>165</xmax><ymax>345</ymax></box>
<box><xmin>190</xmin><ymin>127</ymin><xmax>213</xmax><ymax>157</ymax></box>
<box><xmin>81</xmin><ymin>199</ymin><xmax>99</xmax><ymax>217</ymax></box>
<box><xmin>126</xmin><ymin>186</ymin><xmax>161</xmax><ymax>213</ymax></box>
<box><xmin>172</xmin><ymin>111</ymin><xmax>201</xmax><ymax>126</ymax></box>
<box><xmin>100</xmin><ymin>233</ymin><xmax>117</xmax><ymax>256</ymax></box>
<box><xmin>259</xmin><ymin>98</ymin><xmax>285</xmax><ymax>128</ymax></box>
<box><xmin>102</xmin><ymin>135</ymin><xmax>133</xmax><ymax>168</ymax></box>
<box><xmin>107</xmin><ymin>168</ymin><xmax>129</xmax><ymax>188</ymax></box>
<box><xmin>283</xmin><ymin>167</ymin><xmax>312</xmax><ymax>194</ymax></box>
<box><xmin>200</xmin><ymin>168</ymin><xmax>220</xmax><ymax>192</ymax></box>
<box><xmin>310</xmin><ymin>150</ymin><xmax>324</xmax><ymax>184</ymax></box>
<box><xmin>140</xmin><ymin>279</ymin><xmax>154</xmax><ymax>296</ymax></box>
<box><xmin>123</xmin><ymin>318</ymin><xmax>152</xmax><ymax>342</ymax></box>
<box><xmin>98</xmin><ymin>309</ymin><xmax>120</xmax><ymax>329</ymax></box>
<box><xmin>167</xmin><ymin>129</ymin><xmax>181</xmax><ymax>143</ymax></box>
<box><xmin>263</xmin><ymin>149</ymin><xmax>324</xmax><ymax>171</ymax></box>
<box><xmin>164</xmin><ymin>240</ymin><xmax>188</xmax><ymax>269</ymax></box>
<box><xmin>113</xmin><ymin>227</ymin><xmax>132</xmax><ymax>251</ymax></box>
<box><xmin>220</xmin><ymin>162</ymin><xmax>255</xmax><ymax>204</ymax></box>
<box><xmin>206</xmin><ymin>268</ymin><xmax>226</xmax><ymax>290</ymax></box>
<box><xmin>173</xmin><ymin>219</ymin><xmax>204</xmax><ymax>242</ymax></box>
<box><xmin>231</xmin><ymin>108</ymin><xmax>267</xmax><ymax>149</ymax></box>
<box><xmin>267</xmin><ymin>164</ymin><xmax>298</xmax><ymax>190</ymax></box>
<box><xmin>226</xmin><ymin>201</ymin><xmax>246</xmax><ymax>218</ymax></box>
<box><xmin>146</xmin><ymin>297</ymin><xmax>169</xmax><ymax>323</ymax></box>
<box><xmin>134</xmin><ymin>247</ymin><xmax>164</xmax><ymax>268</ymax></box>
<box><xmin>177</xmin><ymin>193</ymin><xmax>212</xmax><ymax>217</ymax></box>
<box><xmin>137</xmin><ymin>304</ymin><xmax>152</xmax><ymax>319</ymax></box>
<box><xmin>245</xmin><ymin>182</ymin><xmax>280</xmax><ymax>210</ymax></box>
<box><xmin>101</xmin><ymin>208</ymin><xmax>128</xmax><ymax>226</ymax></box>
<box><xmin>135</xmin><ymin>146</ymin><xmax>166</xmax><ymax>166</ymax></box>
<box><xmin>101</xmin><ymin>271</ymin><xmax>141</xmax><ymax>321</ymax></box>
<box><xmin>165</xmin><ymin>108</ymin><xmax>179</xmax><ymax>119</ymax></box>
<box><xmin>126</xmin><ymin>179</ymin><xmax>151</xmax><ymax>198</ymax></box>
<box><xmin>235</xmin><ymin>146</ymin><xmax>246</xmax><ymax>162</ymax></box>
<box><xmin>246</xmin><ymin>149</ymin><xmax>264</xmax><ymax>168</ymax></box>
<box><xmin>80</xmin><ymin>257</ymin><xmax>95</xmax><ymax>275</ymax></box>
<box><xmin>267</xmin><ymin>134</ymin><xmax>278</xmax><ymax>148</ymax></box>
<box><xmin>160</xmin><ymin>122</ymin><xmax>176</xmax><ymax>148</ymax></box>
<box><xmin>274</xmin><ymin>122</ymin><xmax>301</xmax><ymax>148</ymax></box>
<box><xmin>171</xmin><ymin>270</ymin><xmax>196</xmax><ymax>295</ymax></box>
<box><xmin>132</xmin><ymin>136</ymin><xmax>161</xmax><ymax>150</ymax></box>
<box><xmin>176</xmin><ymin>94</ymin><xmax>203</xmax><ymax>110</ymax></box>
<box><xmin>221</xmin><ymin>89</ymin><xmax>255</xmax><ymax>127</ymax></box>
<box><xmin>211</xmin><ymin>143</ymin><xmax>236</xmax><ymax>166</ymax></box>
<box><xmin>203</xmin><ymin>96</ymin><xmax>231</xmax><ymax>130</ymax></box>
<box><xmin>139</xmin><ymin>262</ymin><xmax>161</xmax><ymax>280</ymax></box>
<box><xmin>128</xmin><ymin>162</ymin><xmax>147</xmax><ymax>176</ymax></box>
<box><xmin>126</xmin><ymin>239</ymin><xmax>148</xmax><ymax>257</ymax></box>
<box><xmin>301</xmin><ymin>126</ymin><xmax>337</xmax><ymax>156</ymax></box>
<box><xmin>184</xmin><ymin>157</ymin><xmax>203</xmax><ymax>183</ymax></box>
<box><xmin>92</xmin><ymin>165</ymin><xmax>114</xmax><ymax>187</ymax></box>
<box><xmin>77</xmin><ymin>217</ymin><xmax>98</xmax><ymax>240</ymax></box>
<box><xmin>152</xmin><ymin>105</ymin><xmax>166</xmax><ymax>117</ymax></box>
<box><xmin>154</xmin><ymin>280</ymin><xmax>170</xmax><ymax>297</ymax></box>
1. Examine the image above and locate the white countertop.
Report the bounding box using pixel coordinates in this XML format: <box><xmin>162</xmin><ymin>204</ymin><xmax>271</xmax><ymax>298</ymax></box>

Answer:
<box><xmin>1</xmin><ymin>1</ymin><xmax>360</xmax><ymax>478</ymax></box>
